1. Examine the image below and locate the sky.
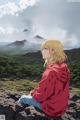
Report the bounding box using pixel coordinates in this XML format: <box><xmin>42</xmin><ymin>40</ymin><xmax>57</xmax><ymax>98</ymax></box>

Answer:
<box><xmin>0</xmin><ymin>0</ymin><xmax>80</xmax><ymax>49</ymax></box>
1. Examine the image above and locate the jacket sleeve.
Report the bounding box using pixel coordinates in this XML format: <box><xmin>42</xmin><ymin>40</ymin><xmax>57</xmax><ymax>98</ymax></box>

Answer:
<box><xmin>31</xmin><ymin>69</ymin><xmax>56</xmax><ymax>102</ymax></box>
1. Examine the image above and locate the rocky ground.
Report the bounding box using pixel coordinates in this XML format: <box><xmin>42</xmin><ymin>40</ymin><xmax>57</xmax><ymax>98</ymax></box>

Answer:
<box><xmin>0</xmin><ymin>90</ymin><xmax>80</xmax><ymax>120</ymax></box>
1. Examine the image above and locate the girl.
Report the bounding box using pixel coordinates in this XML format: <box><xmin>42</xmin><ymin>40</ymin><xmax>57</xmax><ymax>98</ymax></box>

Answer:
<box><xmin>16</xmin><ymin>39</ymin><xmax>71</xmax><ymax>119</ymax></box>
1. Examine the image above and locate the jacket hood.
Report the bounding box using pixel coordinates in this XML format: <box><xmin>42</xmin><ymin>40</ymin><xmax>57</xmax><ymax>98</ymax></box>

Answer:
<box><xmin>46</xmin><ymin>63</ymin><xmax>71</xmax><ymax>83</ymax></box>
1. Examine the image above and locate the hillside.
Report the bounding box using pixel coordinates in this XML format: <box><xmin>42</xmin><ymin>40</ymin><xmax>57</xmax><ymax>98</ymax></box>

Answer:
<box><xmin>0</xmin><ymin>47</ymin><xmax>80</xmax><ymax>87</ymax></box>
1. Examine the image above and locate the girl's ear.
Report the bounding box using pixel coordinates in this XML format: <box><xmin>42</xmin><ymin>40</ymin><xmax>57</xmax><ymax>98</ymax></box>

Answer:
<box><xmin>52</xmin><ymin>50</ymin><xmax>54</xmax><ymax>54</ymax></box>
<box><xmin>50</xmin><ymin>49</ymin><xmax>54</xmax><ymax>55</ymax></box>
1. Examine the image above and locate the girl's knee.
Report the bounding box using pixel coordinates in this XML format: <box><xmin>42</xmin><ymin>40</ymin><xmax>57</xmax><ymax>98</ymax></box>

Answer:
<box><xmin>18</xmin><ymin>95</ymin><xmax>27</xmax><ymax>102</ymax></box>
<box><xmin>18</xmin><ymin>95</ymin><xmax>27</xmax><ymax>104</ymax></box>
<box><xmin>20</xmin><ymin>95</ymin><xmax>32</xmax><ymax>101</ymax></box>
<box><xmin>21</xmin><ymin>95</ymin><xmax>27</xmax><ymax>99</ymax></box>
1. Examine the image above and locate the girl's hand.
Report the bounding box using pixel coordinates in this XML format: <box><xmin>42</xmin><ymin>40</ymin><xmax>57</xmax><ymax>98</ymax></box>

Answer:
<box><xmin>30</xmin><ymin>90</ymin><xmax>33</xmax><ymax>94</ymax></box>
<box><xmin>28</xmin><ymin>90</ymin><xmax>34</xmax><ymax>96</ymax></box>
<box><xmin>29</xmin><ymin>88</ymin><xmax>38</xmax><ymax>95</ymax></box>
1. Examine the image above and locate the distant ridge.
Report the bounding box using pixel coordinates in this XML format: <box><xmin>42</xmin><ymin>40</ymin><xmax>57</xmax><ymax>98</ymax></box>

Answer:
<box><xmin>7</xmin><ymin>40</ymin><xmax>27</xmax><ymax>47</ymax></box>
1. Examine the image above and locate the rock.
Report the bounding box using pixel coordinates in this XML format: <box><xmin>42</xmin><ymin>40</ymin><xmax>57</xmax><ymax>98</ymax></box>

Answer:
<box><xmin>70</xmin><ymin>94</ymin><xmax>80</xmax><ymax>102</ymax></box>
<box><xmin>0</xmin><ymin>91</ymin><xmax>80</xmax><ymax>120</ymax></box>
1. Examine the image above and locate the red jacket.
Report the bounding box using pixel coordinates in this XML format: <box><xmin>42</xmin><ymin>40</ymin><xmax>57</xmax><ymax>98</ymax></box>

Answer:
<box><xmin>31</xmin><ymin>63</ymin><xmax>71</xmax><ymax>117</ymax></box>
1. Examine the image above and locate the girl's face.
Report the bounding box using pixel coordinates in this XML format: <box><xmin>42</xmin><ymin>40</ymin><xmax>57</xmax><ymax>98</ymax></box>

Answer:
<box><xmin>41</xmin><ymin>48</ymin><xmax>51</xmax><ymax>59</ymax></box>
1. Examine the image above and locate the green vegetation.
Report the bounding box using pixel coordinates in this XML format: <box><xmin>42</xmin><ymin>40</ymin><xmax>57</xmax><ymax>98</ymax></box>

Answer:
<box><xmin>0</xmin><ymin>54</ymin><xmax>80</xmax><ymax>95</ymax></box>
<box><xmin>68</xmin><ymin>60</ymin><xmax>80</xmax><ymax>88</ymax></box>
<box><xmin>70</xmin><ymin>87</ymin><xmax>80</xmax><ymax>96</ymax></box>
<box><xmin>0</xmin><ymin>79</ymin><xmax>38</xmax><ymax>92</ymax></box>
<box><xmin>0</xmin><ymin>55</ymin><xmax>44</xmax><ymax>79</ymax></box>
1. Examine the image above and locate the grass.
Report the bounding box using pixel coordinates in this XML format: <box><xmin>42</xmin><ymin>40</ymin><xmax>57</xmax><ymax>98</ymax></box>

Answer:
<box><xmin>71</xmin><ymin>87</ymin><xmax>80</xmax><ymax>95</ymax></box>
<box><xmin>0</xmin><ymin>79</ymin><xmax>38</xmax><ymax>93</ymax></box>
<box><xmin>0</xmin><ymin>79</ymin><xmax>80</xmax><ymax>96</ymax></box>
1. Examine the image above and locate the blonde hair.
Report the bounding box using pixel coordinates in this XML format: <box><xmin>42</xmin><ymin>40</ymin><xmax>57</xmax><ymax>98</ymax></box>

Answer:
<box><xmin>40</xmin><ymin>39</ymin><xmax>67</xmax><ymax>66</ymax></box>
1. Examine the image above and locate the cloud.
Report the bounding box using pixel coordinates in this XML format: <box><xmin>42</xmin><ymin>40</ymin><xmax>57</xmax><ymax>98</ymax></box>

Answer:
<box><xmin>30</xmin><ymin>0</ymin><xmax>80</xmax><ymax>49</ymax></box>
<box><xmin>0</xmin><ymin>0</ymin><xmax>80</xmax><ymax>49</ymax></box>
<box><xmin>0</xmin><ymin>2</ymin><xmax>19</xmax><ymax>17</ymax></box>
<box><xmin>19</xmin><ymin>0</ymin><xmax>39</xmax><ymax>9</ymax></box>
<box><xmin>0</xmin><ymin>0</ymin><xmax>39</xmax><ymax>17</ymax></box>
<box><xmin>0</xmin><ymin>27</ymin><xmax>20</xmax><ymax>34</ymax></box>
<box><xmin>0</xmin><ymin>26</ymin><xmax>28</xmax><ymax>42</ymax></box>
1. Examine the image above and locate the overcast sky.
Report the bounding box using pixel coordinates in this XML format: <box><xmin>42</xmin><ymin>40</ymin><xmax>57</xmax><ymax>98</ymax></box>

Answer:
<box><xmin>0</xmin><ymin>0</ymin><xmax>80</xmax><ymax>49</ymax></box>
